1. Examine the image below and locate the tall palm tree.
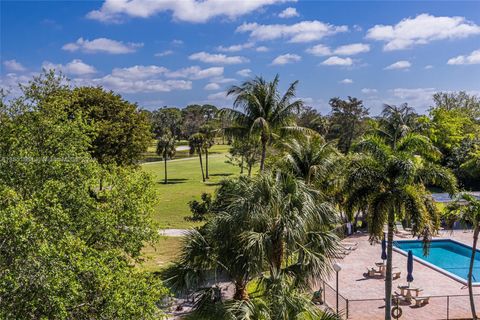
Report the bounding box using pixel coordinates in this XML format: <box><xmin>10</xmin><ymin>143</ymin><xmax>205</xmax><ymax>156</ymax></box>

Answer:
<box><xmin>447</xmin><ymin>193</ymin><xmax>480</xmax><ymax>320</ymax></box>
<box><xmin>156</xmin><ymin>134</ymin><xmax>176</xmax><ymax>184</ymax></box>
<box><xmin>345</xmin><ymin>134</ymin><xmax>457</xmax><ymax>320</ymax></box>
<box><xmin>189</xmin><ymin>133</ymin><xmax>206</xmax><ymax>182</ymax></box>
<box><xmin>199</xmin><ymin>124</ymin><xmax>217</xmax><ymax>179</ymax></box>
<box><xmin>223</xmin><ymin>75</ymin><xmax>304</xmax><ymax>172</ymax></box>
<box><xmin>280</xmin><ymin>134</ymin><xmax>340</xmax><ymax>185</ymax></box>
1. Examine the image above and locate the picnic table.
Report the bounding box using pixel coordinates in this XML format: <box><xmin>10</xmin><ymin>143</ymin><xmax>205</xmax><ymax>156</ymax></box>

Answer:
<box><xmin>397</xmin><ymin>285</ymin><xmax>422</xmax><ymax>299</ymax></box>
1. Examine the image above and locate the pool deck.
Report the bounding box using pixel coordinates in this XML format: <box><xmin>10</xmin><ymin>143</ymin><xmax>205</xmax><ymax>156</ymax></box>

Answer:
<box><xmin>323</xmin><ymin>230</ymin><xmax>480</xmax><ymax>319</ymax></box>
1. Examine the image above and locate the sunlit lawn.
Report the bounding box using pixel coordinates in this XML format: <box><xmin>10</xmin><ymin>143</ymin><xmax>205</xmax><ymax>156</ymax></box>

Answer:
<box><xmin>141</xmin><ymin>144</ymin><xmax>240</xmax><ymax>229</ymax></box>
<box><xmin>138</xmin><ymin>236</ymin><xmax>184</xmax><ymax>272</ymax></box>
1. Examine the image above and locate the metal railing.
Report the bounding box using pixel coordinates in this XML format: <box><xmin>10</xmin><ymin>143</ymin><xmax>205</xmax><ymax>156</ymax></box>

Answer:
<box><xmin>322</xmin><ymin>280</ymin><xmax>480</xmax><ymax>319</ymax></box>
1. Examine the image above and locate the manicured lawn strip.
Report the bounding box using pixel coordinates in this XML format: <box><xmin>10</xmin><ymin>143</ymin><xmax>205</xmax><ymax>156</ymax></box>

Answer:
<box><xmin>143</xmin><ymin>142</ymin><xmax>231</xmax><ymax>162</ymax></box>
<box><xmin>141</xmin><ymin>144</ymin><xmax>240</xmax><ymax>229</ymax></box>
<box><xmin>138</xmin><ymin>236</ymin><xmax>183</xmax><ymax>273</ymax></box>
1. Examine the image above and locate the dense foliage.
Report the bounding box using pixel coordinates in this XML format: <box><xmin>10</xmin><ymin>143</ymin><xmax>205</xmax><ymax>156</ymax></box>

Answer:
<box><xmin>0</xmin><ymin>72</ymin><xmax>167</xmax><ymax>319</ymax></box>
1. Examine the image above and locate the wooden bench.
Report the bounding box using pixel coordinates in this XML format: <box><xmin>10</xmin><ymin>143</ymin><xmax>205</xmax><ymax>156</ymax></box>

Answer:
<box><xmin>412</xmin><ymin>296</ymin><xmax>430</xmax><ymax>307</ymax></box>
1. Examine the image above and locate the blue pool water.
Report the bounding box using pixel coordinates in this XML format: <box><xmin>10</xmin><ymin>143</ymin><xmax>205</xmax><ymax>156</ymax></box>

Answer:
<box><xmin>394</xmin><ymin>239</ymin><xmax>480</xmax><ymax>284</ymax></box>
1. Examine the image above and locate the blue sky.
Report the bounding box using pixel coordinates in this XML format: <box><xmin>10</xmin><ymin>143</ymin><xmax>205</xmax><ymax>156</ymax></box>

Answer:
<box><xmin>1</xmin><ymin>0</ymin><xmax>479</xmax><ymax>114</ymax></box>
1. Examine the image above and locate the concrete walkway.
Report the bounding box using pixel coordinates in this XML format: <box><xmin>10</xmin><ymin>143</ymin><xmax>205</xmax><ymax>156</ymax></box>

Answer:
<box><xmin>159</xmin><ymin>229</ymin><xmax>189</xmax><ymax>237</ymax></box>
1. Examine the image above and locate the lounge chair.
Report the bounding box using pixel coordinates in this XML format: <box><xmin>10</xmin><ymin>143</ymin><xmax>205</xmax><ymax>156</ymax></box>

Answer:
<box><xmin>366</xmin><ymin>267</ymin><xmax>383</xmax><ymax>277</ymax></box>
<box><xmin>412</xmin><ymin>296</ymin><xmax>430</xmax><ymax>307</ymax></box>
<box><xmin>392</xmin><ymin>271</ymin><xmax>401</xmax><ymax>279</ymax></box>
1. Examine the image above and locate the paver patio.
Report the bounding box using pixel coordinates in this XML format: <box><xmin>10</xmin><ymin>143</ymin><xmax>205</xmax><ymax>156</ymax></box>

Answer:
<box><xmin>323</xmin><ymin>230</ymin><xmax>480</xmax><ymax>320</ymax></box>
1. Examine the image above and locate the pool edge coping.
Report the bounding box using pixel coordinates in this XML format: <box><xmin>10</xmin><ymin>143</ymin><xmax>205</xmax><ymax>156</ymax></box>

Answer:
<box><xmin>393</xmin><ymin>238</ymin><xmax>480</xmax><ymax>287</ymax></box>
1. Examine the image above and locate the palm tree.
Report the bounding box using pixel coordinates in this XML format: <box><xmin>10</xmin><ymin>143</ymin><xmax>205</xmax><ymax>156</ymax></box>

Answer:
<box><xmin>446</xmin><ymin>193</ymin><xmax>480</xmax><ymax>320</ymax></box>
<box><xmin>199</xmin><ymin>124</ymin><xmax>217</xmax><ymax>179</ymax></box>
<box><xmin>189</xmin><ymin>133</ymin><xmax>206</xmax><ymax>182</ymax></box>
<box><xmin>345</xmin><ymin>134</ymin><xmax>457</xmax><ymax>320</ymax></box>
<box><xmin>280</xmin><ymin>134</ymin><xmax>340</xmax><ymax>185</ymax></box>
<box><xmin>166</xmin><ymin>172</ymin><xmax>341</xmax><ymax>319</ymax></box>
<box><xmin>156</xmin><ymin>134</ymin><xmax>176</xmax><ymax>184</ymax></box>
<box><xmin>223</xmin><ymin>75</ymin><xmax>304</xmax><ymax>172</ymax></box>
<box><xmin>377</xmin><ymin>103</ymin><xmax>418</xmax><ymax>149</ymax></box>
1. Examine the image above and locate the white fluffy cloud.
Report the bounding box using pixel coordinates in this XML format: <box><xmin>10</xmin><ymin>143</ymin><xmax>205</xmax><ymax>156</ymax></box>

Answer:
<box><xmin>217</xmin><ymin>42</ymin><xmax>254</xmax><ymax>52</ymax></box>
<box><xmin>42</xmin><ymin>59</ymin><xmax>97</xmax><ymax>75</ymax></box>
<box><xmin>366</xmin><ymin>14</ymin><xmax>480</xmax><ymax>51</ymax></box>
<box><xmin>204</xmin><ymin>82</ymin><xmax>221</xmax><ymax>90</ymax></box>
<box><xmin>62</xmin><ymin>37</ymin><xmax>143</xmax><ymax>54</ymax></box>
<box><xmin>306</xmin><ymin>43</ymin><xmax>369</xmax><ymax>56</ymax></box>
<box><xmin>390</xmin><ymin>88</ymin><xmax>436</xmax><ymax>111</ymax></box>
<box><xmin>278</xmin><ymin>7</ymin><xmax>299</xmax><ymax>18</ymax></box>
<box><xmin>189</xmin><ymin>52</ymin><xmax>249</xmax><ymax>64</ymax></box>
<box><xmin>334</xmin><ymin>43</ymin><xmax>370</xmax><ymax>55</ymax></box>
<box><xmin>321</xmin><ymin>56</ymin><xmax>352</xmax><ymax>66</ymax></box>
<box><xmin>155</xmin><ymin>50</ymin><xmax>174</xmax><ymax>57</ymax></box>
<box><xmin>271</xmin><ymin>53</ymin><xmax>301</xmax><ymax>65</ymax></box>
<box><xmin>166</xmin><ymin>66</ymin><xmax>224</xmax><ymax>79</ymax></box>
<box><xmin>361</xmin><ymin>88</ymin><xmax>378</xmax><ymax>94</ymax></box>
<box><xmin>237</xmin><ymin>68</ymin><xmax>252</xmax><ymax>77</ymax></box>
<box><xmin>108</xmin><ymin>65</ymin><xmax>223</xmax><ymax>80</ymax></box>
<box><xmin>340</xmin><ymin>78</ymin><xmax>353</xmax><ymax>84</ymax></box>
<box><xmin>236</xmin><ymin>20</ymin><xmax>348</xmax><ymax>43</ymax></box>
<box><xmin>87</xmin><ymin>0</ymin><xmax>292</xmax><ymax>23</ymax></box>
<box><xmin>256</xmin><ymin>46</ymin><xmax>269</xmax><ymax>52</ymax></box>
<box><xmin>447</xmin><ymin>49</ymin><xmax>480</xmax><ymax>65</ymax></box>
<box><xmin>3</xmin><ymin>59</ymin><xmax>26</xmax><ymax>72</ymax></box>
<box><xmin>93</xmin><ymin>76</ymin><xmax>191</xmax><ymax>93</ymax></box>
<box><xmin>384</xmin><ymin>60</ymin><xmax>411</xmax><ymax>70</ymax></box>
<box><xmin>305</xmin><ymin>44</ymin><xmax>331</xmax><ymax>56</ymax></box>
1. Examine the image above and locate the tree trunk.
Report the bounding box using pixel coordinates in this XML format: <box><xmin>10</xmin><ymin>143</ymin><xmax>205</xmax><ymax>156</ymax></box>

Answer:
<box><xmin>198</xmin><ymin>148</ymin><xmax>205</xmax><ymax>182</ymax></box>
<box><xmin>233</xmin><ymin>280</ymin><xmax>249</xmax><ymax>301</ymax></box>
<box><xmin>385</xmin><ymin>210</ymin><xmax>395</xmax><ymax>320</ymax></box>
<box><xmin>205</xmin><ymin>148</ymin><xmax>209</xmax><ymax>179</ymax></box>
<box><xmin>272</xmin><ymin>235</ymin><xmax>284</xmax><ymax>273</ymax></box>
<box><xmin>260</xmin><ymin>136</ymin><xmax>267</xmax><ymax>172</ymax></box>
<box><xmin>164</xmin><ymin>155</ymin><xmax>168</xmax><ymax>184</ymax></box>
<box><xmin>468</xmin><ymin>225</ymin><xmax>479</xmax><ymax>320</ymax></box>
<box><xmin>248</xmin><ymin>163</ymin><xmax>252</xmax><ymax>177</ymax></box>
<box><xmin>240</xmin><ymin>155</ymin><xmax>244</xmax><ymax>174</ymax></box>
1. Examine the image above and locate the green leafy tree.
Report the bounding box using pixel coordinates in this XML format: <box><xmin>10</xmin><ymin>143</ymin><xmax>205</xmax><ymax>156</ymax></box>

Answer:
<box><xmin>223</xmin><ymin>74</ymin><xmax>304</xmax><ymax>172</ymax></box>
<box><xmin>70</xmin><ymin>86</ymin><xmax>152</xmax><ymax>167</ymax></box>
<box><xmin>327</xmin><ymin>97</ymin><xmax>369</xmax><ymax>154</ymax></box>
<box><xmin>0</xmin><ymin>71</ymin><xmax>167</xmax><ymax>319</ymax></box>
<box><xmin>189</xmin><ymin>133</ymin><xmax>206</xmax><ymax>182</ymax></box>
<box><xmin>345</xmin><ymin>134</ymin><xmax>457</xmax><ymax>320</ymax></box>
<box><xmin>296</xmin><ymin>105</ymin><xmax>329</xmax><ymax>135</ymax></box>
<box><xmin>227</xmin><ymin>138</ymin><xmax>261</xmax><ymax>176</ymax></box>
<box><xmin>152</xmin><ymin>107</ymin><xmax>183</xmax><ymax>139</ymax></box>
<box><xmin>446</xmin><ymin>194</ymin><xmax>480</xmax><ymax>320</ymax></box>
<box><xmin>156</xmin><ymin>134</ymin><xmax>176</xmax><ymax>184</ymax></box>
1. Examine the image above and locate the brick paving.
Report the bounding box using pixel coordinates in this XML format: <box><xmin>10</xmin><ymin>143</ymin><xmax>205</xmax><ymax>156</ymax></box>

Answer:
<box><xmin>323</xmin><ymin>230</ymin><xmax>480</xmax><ymax>320</ymax></box>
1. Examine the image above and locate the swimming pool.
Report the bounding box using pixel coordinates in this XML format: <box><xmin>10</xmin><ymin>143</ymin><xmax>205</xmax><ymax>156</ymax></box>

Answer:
<box><xmin>394</xmin><ymin>239</ymin><xmax>480</xmax><ymax>285</ymax></box>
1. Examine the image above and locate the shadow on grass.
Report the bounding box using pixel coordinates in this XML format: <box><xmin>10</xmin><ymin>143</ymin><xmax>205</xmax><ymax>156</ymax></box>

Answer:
<box><xmin>158</xmin><ymin>178</ymin><xmax>188</xmax><ymax>185</ymax></box>
<box><xmin>209</xmin><ymin>173</ymin><xmax>233</xmax><ymax>177</ymax></box>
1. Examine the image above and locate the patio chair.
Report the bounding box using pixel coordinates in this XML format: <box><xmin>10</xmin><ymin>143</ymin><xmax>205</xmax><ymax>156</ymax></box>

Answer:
<box><xmin>366</xmin><ymin>267</ymin><xmax>382</xmax><ymax>277</ymax></box>
<box><xmin>392</xmin><ymin>270</ymin><xmax>401</xmax><ymax>279</ymax></box>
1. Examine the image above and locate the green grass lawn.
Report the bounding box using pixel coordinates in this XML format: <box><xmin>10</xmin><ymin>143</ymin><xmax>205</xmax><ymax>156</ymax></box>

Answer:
<box><xmin>142</xmin><ymin>144</ymin><xmax>240</xmax><ymax>229</ymax></box>
<box><xmin>138</xmin><ymin>236</ymin><xmax>184</xmax><ymax>272</ymax></box>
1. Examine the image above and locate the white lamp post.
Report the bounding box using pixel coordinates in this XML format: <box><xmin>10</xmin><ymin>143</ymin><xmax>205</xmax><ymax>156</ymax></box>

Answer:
<box><xmin>333</xmin><ymin>263</ymin><xmax>342</xmax><ymax>315</ymax></box>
